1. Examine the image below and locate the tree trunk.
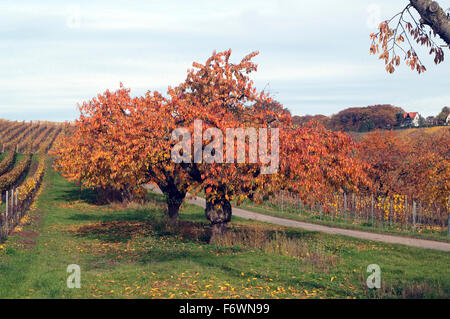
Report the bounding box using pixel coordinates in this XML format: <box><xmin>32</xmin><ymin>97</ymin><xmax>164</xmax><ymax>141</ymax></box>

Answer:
<box><xmin>205</xmin><ymin>196</ymin><xmax>232</xmax><ymax>243</ymax></box>
<box><xmin>166</xmin><ymin>194</ymin><xmax>185</xmax><ymax>221</ymax></box>
<box><xmin>157</xmin><ymin>177</ymin><xmax>187</xmax><ymax>222</ymax></box>
<box><xmin>410</xmin><ymin>0</ymin><xmax>450</xmax><ymax>45</ymax></box>
<box><xmin>210</xmin><ymin>222</ymin><xmax>227</xmax><ymax>241</ymax></box>
<box><xmin>121</xmin><ymin>186</ymin><xmax>134</xmax><ymax>203</ymax></box>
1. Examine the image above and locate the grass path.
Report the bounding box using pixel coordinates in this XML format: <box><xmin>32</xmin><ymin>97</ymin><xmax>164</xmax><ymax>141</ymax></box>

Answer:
<box><xmin>0</xmin><ymin>161</ymin><xmax>449</xmax><ymax>298</ymax></box>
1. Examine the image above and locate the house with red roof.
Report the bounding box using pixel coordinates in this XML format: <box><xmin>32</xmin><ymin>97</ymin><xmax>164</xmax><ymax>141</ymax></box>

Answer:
<box><xmin>401</xmin><ymin>112</ymin><xmax>420</xmax><ymax>127</ymax></box>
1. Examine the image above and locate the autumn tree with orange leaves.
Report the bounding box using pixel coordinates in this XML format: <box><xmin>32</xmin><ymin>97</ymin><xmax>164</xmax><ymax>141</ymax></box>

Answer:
<box><xmin>53</xmin><ymin>87</ymin><xmax>146</xmax><ymax>203</ymax></box>
<box><xmin>168</xmin><ymin>50</ymin><xmax>290</xmax><ymax>239</ymax></box>
<box><xmin>358</xmin><ymin>130</ymin><xmax>410</xmax><ymax>196</ymax></box>
<box><xmin>53</xmin><ymin>85</ymin><xmax>193</xmax><ymax>219</ymax></box>
<box><xmin>169</xmin><ymin>50</ymin><xmax>370</xmax><ymax>240</ymax></box>
<box><xmin>54</xmin><ymin>50</ymin><xmax>371</xmax><ymax>241</ymax></box>
<box><xmin>277</xmin><ymin>122</ymin><xmax>371</xmax><ymax>205</ymax></box>
<box><xmin>113</xmin><ymin>89</ymin><xmax>194</xmax><ymax>220</ymax></box>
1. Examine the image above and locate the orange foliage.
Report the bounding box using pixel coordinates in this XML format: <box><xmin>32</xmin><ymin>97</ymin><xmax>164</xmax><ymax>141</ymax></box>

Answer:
<box><xmin>53</xmin><ymin>50</ymin><xmax>372</xmax><ymax>233</ymax></box>
<box><xmin>52</xmin><ymin>85</ymin><xmax>192</xmax><ymax>216</ymax></box>
<box><xmin>359</xmin><ymin>128</ymin><xmax>450</xmax><ymax>207</ymax></box>
<box><xmin>278</xmin><ymin>122</ymin><xmax>371</xmax><ymax>203</ymax></box>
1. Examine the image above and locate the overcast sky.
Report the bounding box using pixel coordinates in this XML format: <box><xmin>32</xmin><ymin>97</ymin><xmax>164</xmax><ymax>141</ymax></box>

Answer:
<box><xmin>1</xmin><ymin>0</ymin><xmax>449</xmax><ymax>122</ymax></box>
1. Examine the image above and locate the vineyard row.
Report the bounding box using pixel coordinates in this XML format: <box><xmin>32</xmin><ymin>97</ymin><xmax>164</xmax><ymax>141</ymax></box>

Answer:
<box><xmin>0</xmin><ymin>127</ymin><xmax>61</xmax><ymax>239</ymax></box>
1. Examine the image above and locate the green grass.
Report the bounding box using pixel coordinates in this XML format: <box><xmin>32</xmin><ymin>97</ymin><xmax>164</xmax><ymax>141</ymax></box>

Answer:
<box><xmin>12</xmin><ymin>153</ymin><xmax>25</xmax><ymax>167</ymax></box>
<box><xmin>0</xmin><ymin>158</ymin><xmax>449</xmax><ymax>299</ymax></box>
<box><xmin>236</xmin><ymin>199</ymin><xmax>450</xmax><ymax>243</ymax></box>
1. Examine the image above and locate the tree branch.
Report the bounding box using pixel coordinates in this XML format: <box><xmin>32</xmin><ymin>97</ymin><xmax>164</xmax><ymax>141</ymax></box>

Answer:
<box><xmin>409</xmin><ymin>0</ymin><xmax>450</xmax><ymax>45</ymax></box>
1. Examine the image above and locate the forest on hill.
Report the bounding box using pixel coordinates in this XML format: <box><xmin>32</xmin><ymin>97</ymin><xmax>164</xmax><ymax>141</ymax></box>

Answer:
<box><xmin>292</xmin><ymin>105</ymin><xmax>449</xmax><ymax>132</ymax></box>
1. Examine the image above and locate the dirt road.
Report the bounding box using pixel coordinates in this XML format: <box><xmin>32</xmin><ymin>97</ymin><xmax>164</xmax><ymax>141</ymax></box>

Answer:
<box><xmin>146</xmin><ymin>186</ymin><xmax>450</xmax><ymax>252</ymax></box>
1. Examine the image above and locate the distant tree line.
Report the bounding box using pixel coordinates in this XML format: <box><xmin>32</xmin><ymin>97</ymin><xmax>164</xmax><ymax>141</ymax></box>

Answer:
<box><xmin>292</xmin><ymin>105</ymin><xmax>450</xmax><ymax>132</ymax></box>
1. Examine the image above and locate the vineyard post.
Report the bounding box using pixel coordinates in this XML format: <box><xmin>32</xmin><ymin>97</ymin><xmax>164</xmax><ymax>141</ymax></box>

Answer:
<box><xmin>286</xmin><ymin>192</ymin><xmax>289</xmax><ymax>212</ymax></box>
<box><xmin>418</xmin><ymin>202</ymin><xmax>422</xmax><ymax>225</ymax></box>
<box><xmin>371</xmin><ymin>194</ymin><xmax>374</xmax><ymax>227</ymax></box>
<box><xmin>448</xmin><ymin>213</ymin><xmax>450</xmax><ymax>237</ymax></box>
<box><xmin>0</xmin><ymin>192</ymin><xmax>3</xmax><ymax>239</ymax></box>
<box><xmin>405</xmin><ymin>195</ymin><xmax>408</xmax><ymax>231</ymax></box>
<box><xmin>366</xmin><ymin>196</ymin><xmax>369</xmax><ymax>221</ymax></box>
<box><xmin>334</xmin><ymin>194</ymin><xmax>337</xmax><ymax>220</ymax></box>
<box><xmin>299</xmin><ymin>199</ymin><xmax>302</xmax><ymax>216</ymax></box>
<box><xmin>344</xmin><ymin>193</ymin><xmax>347</xmax><ymax>219</ymax></box>
<box><xmin>352</xmin><ymin>193</ymin><xmax>355</xmax><ymax>220</ymax></box>
<box><xmin>5</xmin><ymin>190</ymin><xmax>8</xmax><ymax>236</ymax></box>
<box><xmin>359</xmin><ymin>195</ymin><xmax>361</xmax><ymax>221</ymax></box>
<box><xmin>11</xmin><ymin>189</ymin><xmax>14</xmax><ymax>226</ymax></box>
<box><xmin>412</xmin><ymin>201</ymin><xmax>417</xmax><ymax>232</ymax></box>
<box><xmin>389</xmin><ymin>198</ymin><xmax>393</xmax><ymax>227</ymax></box>
<box><xmin>362</xmin><ymin>196</ymin><xmax>364</xmax><ymax>221</ymax></box>
<box><xmin>15</xmin><ymin>188</ymin><xmax>18</xmax><ymax>223</ymax></box>
<box><xmin>287</xmin><ymin>193</ymin><xmax>291</xmax><ymax>212</ymax></box>
<box><xmin>447</xmin><ymin>196</ymin><xmax>449</xmax><ymax>237</ymax></box>
<box><xmin>281</xmin><ymin>191</ymin><xmax>284</xmax><ymax>213</ymax></box>
<box><xmin>288</xmin><ymin>193</ymin><xmax>291</xmax><ymax>212</ymax></box>
<box><xmin>319</xmin><ymin>204</ymin><xmax>322</xmax><ymax>220</ymax></box>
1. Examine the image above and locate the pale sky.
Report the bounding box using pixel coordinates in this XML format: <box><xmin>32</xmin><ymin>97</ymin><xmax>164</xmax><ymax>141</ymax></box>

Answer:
<box><xmin>1</xmin><ymin>0</ymin><xmax>449</xmax><ymax>122</ymax></box>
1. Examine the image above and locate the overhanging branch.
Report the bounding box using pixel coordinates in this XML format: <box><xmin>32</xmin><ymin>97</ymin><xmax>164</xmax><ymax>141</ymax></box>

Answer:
<box><xmin>410</xmin><ymin>0</ymin><xmax>450</xmax><ymax>45</ymax></box>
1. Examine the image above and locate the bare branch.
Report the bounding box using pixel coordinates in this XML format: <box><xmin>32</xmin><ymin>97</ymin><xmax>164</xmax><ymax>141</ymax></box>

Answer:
<box><xmin>369</xmin><ymin>1</ymin><xmax>447</xmax><ymax>74</ymax></box>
